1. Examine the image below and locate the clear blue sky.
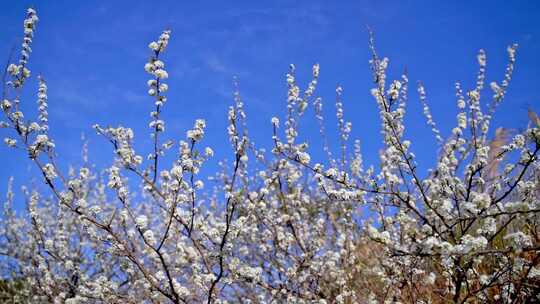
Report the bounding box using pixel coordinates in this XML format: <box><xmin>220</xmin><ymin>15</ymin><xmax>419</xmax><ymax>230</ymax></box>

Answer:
<box><xmin>1</xmin><ymin>1</ymin><xmax>539</xmax><ymax>200</ymax></box>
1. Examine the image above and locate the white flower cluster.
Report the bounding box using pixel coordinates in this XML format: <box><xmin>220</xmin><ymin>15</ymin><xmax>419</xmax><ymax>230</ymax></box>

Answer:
<box><xmin>43</xmin><ymin>163</ymin><xmax>57</xmax><ymax>180</ymax></box>
<box><xmin>7</xmin><ymin>8</ymin><xmax>38</xmax><ymax>87</ymax></box>
<box><xmin>418</xmin><ymin>83</ymin><xmax>443</xmax><ymax>143</ymax></box>
<box><xmin>4</xmin><ymin>137</ymin><xmax>16</xmax><ymax>147</ymax></box>
<box><xmin>37</xmin><ymin>77</ymin><xmax>49</xmax><ymax>132</ymax></box>
<box><xmin>187</xmin><ymin>119</ymin><xmax>206</xmax><ymax>141</ymax></box>
<box><xmin>148</xmin><ymin>30</ymin><xmax>171</xmax><ymax>53</ymax></box>
<box><xmin>95</xmin><ymin>125</ymin><xmax>143</xmax><ymax>167</ymax></box>
<box><xmin>144</xmin><ymin>31</ymin><xmax>173</xmax><ymax>180</ymax></box>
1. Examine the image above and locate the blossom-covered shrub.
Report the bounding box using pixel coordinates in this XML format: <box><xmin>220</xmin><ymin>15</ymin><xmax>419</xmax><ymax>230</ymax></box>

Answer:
<box><xmin>1</xmin><ymin>8</ymin><xmax>538</xmax><ymax>304</ymax></box>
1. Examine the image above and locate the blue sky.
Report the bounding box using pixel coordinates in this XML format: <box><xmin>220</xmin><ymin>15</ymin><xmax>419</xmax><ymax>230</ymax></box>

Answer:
<box><xmin>1</xmin><ymin>1</ymin><xmax>539</xmax><ymax>201</ymax></box>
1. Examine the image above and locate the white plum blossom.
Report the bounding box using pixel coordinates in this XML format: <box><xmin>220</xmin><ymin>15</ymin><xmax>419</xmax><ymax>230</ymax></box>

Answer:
<box><xmin>187</xmin><ymin>119</ymin><xmax>206</xmax><ymax>141</ymax></box>
<box><xmin>0</xmin><ymin>8</ymin><xmax>538</xmax><ymax>304</ymax></box>
<box><xmin>43</xmin><ymin>163</ymin><xmax>57</xmax><ymax>180</ymax></box>
<box><xmin>136</xmin><ymin>215</ymin><xmax>149</xmax><ymax>229</ymax></box>
<box><xmin>4</xmin><ymin>137</ymin><xmax>16</xmax><ymax>147</ymax></box>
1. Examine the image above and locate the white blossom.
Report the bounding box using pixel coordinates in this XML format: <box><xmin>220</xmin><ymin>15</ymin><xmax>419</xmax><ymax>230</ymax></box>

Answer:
<box><xmin>0</xmin><ymin>8</ymin><xmax>537</xmax><ymax>304</ymax></box>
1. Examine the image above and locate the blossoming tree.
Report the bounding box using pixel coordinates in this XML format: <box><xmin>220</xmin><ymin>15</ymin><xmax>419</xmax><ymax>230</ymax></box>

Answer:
<box><xmin>1</xmin><ymin>8</ymin><xmax>539</xmax><ymax>304</ymax></box>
